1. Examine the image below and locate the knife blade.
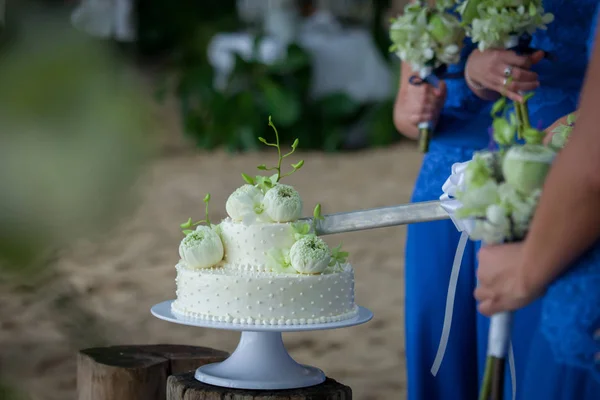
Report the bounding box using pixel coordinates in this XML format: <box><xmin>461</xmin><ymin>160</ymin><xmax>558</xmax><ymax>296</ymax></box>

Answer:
<box><xmin>300</xmin><ymin>200</ymin><xmax>449</xmax><ymax>236</ymax></box>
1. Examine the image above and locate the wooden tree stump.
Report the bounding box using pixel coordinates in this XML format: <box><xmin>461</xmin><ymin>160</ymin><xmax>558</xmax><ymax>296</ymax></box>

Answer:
<box><xmin>77</xmin><ymin>345</ymin><xmax>229</xmax><ymax>400</ymax></box>
<box><xmin>167</xmin><ymin>372</ymin><xmax>352</xmax><ymax>400</ymax></box>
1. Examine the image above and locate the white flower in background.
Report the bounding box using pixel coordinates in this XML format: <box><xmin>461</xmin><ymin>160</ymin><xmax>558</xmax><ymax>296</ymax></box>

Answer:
<box><xmin>262</xmin><ymin>184</ymin><xmax>303</xmax><ymax>223</ymax></box>
<box><xmin>471</xmin><ymin>204</ymin><xmax>511</xmax><ymax>245</ymax></box>
<box><xmin>225</xmin><ymin>184</ymin><xmax>272</xmax><ymax>224</ymax></box>
<box><xmin>502</xmin><ymin>144</ymin><xmax>555</xmax><ymax>195</ymax></box>
<box><xmin>178</xmin><ymin>225</ymin><xmax>224</xmax><ymax>269</ymax></box>
<box><xmin>289</xmin><ymin>235</ymin><xmax>331</xmax><ymax>274</ymax></box>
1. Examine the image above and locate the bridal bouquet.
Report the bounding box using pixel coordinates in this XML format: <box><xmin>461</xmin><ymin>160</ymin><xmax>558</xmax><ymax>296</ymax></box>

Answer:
<box><xmin>441</xmin><ymin>95</ymin><xmax>570</xmax><ymax>400</ymax></box>
<box><xmin>458</xmin><ymin>0</ymin><xmax>554</xmax><ymax>51</ymax></box>
<box><xmin>389</xmin><ymin>0</ymin><xmax>465</xmax><ymax>153</ymax></box>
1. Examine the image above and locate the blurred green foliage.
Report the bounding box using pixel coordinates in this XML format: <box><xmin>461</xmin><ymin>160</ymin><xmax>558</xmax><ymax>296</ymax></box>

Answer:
<box><xmin>147</xmin><ymin>0</ymin><xmax>398</xmax><ymax>152</ymax></box>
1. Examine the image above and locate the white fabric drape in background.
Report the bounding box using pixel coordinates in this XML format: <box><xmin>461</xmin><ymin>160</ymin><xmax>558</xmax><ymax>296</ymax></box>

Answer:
<box><xmin>71</xmin><ymin>0</ymin><xmax>136</xmax><ymax>42</ymax></box>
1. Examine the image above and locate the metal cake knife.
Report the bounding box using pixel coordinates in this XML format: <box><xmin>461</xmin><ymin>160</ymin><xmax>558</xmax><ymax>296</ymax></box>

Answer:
<box><xmin>301</xmin><ymin>200</ymin><xmax>449</xmax><ymax>236</ymax></box>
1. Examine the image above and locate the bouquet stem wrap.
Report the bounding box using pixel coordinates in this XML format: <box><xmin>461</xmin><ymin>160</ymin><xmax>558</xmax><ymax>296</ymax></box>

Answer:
<box><xmin>439</xmin><ymin>162</ymin><xmax>517</xmax><ymax>400</ymax></box>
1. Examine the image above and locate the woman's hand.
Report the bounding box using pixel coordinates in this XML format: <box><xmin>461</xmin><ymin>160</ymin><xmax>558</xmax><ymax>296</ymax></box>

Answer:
<box><xmin>474</xmin><ymin>242</ymin><xmax>546</xmax><ymax>316</ymax></box>
<box><xmin>393</xmin><ymin>80</ymin><xmax>447</xmax><ymax>140</ymax></box>
<box><xmin>465</xmin><ymin>49</ymin><xmax>545</xmax><ymax>102</ymax></box>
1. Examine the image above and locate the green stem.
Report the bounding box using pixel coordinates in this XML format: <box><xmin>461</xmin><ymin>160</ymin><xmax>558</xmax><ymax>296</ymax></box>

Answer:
<box><xmin>514</xmin><ymin>102</ymin><xmax>524</xmax><ymax>139</ymax></box>
<box><xmin>520</xmin><ymin>101</ymin><xmax>531</xmax><ymax>130</ymax></box>
<box><xmin>268</xmin><ymin>117</ymin><xmax>282</xmax><ymax>182</ymax></box>
<box><xmin>419</xmin><ymin>127</ymin><xmax>430</xmax><ymax>153</ymax></box>
<box><xmin>479</xmin><ymin>356</ymin><xmax>494</xmax><ymax>400</ymax></box>
<box><xmin>491</xmin><ymin>357</ymin><xmax>506</xmax><ymax>400</ymax></box>
<box><xmin>205</xmin><ymin>202</ymin><xmax>210</xmax><ymax>226</ymax></box>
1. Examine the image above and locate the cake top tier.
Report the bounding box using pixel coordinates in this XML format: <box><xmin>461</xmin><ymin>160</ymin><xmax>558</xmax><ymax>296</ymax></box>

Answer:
<box><xmin>175</xmin><ymin>117</ymin><xmax>349</xmax><ymax>276</ymax></box>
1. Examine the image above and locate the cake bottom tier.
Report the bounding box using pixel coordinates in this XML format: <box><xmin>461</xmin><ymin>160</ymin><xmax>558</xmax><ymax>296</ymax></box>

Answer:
<box><xmin>173</xmin><ymin>263</ymin><xmax>357</xmax><ymax>326</ymax></box>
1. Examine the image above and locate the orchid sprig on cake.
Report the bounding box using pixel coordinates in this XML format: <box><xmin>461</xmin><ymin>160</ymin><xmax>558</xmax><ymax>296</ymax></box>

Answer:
<box><xmin>227</xmin><ymin>117</ymin><xmax>304</xmax><ymax>224</ymax></box>
<box><xmin>178</xmin><ymin>193</ymin><xmax>225</xmax><ymax>269</ymax></box>
<box><xmin>389</xmin><ymin>0</ymin><xmax>465</xmax><ymax>153</ymax></box>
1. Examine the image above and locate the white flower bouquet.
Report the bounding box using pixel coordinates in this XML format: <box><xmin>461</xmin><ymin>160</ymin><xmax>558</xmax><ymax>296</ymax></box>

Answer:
<box><xmin>441</xmin><ymin>95</ymin><xmax>571</xmax><ymax>400</ymax></box>
<box><xmin>389</xmin><ymin>0</ymin><xmax>465</xmax><ymax>152</ymax></box>
<box><xmin>459</xmin><ymin>0</ymin><xmax>554</xmax><ymax>51</ymax></box>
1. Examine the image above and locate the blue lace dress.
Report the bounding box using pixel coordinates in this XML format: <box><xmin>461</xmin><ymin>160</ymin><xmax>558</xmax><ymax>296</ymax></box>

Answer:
<box><xmin>404</xmin><ymin>39</ymin><xmax>494</xmax><ymax>400</ymax></box>
<box><xmin>471</xmin><ymin>2</ymin><xmax>600</xmax><ymax>399</ymax></box>
<box><xmin>407</xmin><ymin>1</ymin><xmax>599</xmax><ymax>399</ymax></box>
<box><xmin>520</xmin><ymin>5</ymin><xmax>600</xmax><ymax>399</ymax></box>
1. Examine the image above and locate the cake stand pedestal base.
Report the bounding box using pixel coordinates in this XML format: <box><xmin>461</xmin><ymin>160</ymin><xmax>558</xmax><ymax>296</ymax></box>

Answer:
<box><xmin>196</xmin><ymin>331</ymin><xmax>324</xmax><ymax>389</ymax></box>
<box><xmin>151</xmin><ymin>300</ymin><xmax>373</xmax><ymax>390</ymax></box>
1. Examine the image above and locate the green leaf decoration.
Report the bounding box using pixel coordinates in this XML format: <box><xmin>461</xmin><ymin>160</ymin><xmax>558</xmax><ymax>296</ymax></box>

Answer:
<box><xmin>491</xmin><ymin>97</ymin><xmax>507</xmax><ymax>116</ymax></box>
<box><xmin>493</xmin><ymin>117</ymin><xmax>516</xmax><ymax>146</ymax></box>
<box><xmin>180</xmin><ymin>217</ymin><xmax>193</xmax><ymax>229</ymax></box>
<box><xmin>523</xmin><ymin>92</ymin><xmax>535</xmax><ymax>102</ymax></box>
<box><xmin>258</xmin><ymin>137</ymin><xmax>269</xmax><ymax>145</ymax></box>
<box><xmin>523</xmin><ymin>128</ymin><xmax>544</xmax><ymax>145</ymax></box>
<box><xmin>182</xmin><ymin>229</ymin><xmax>194</xmax><ymax>235</ymax></box>
<box><xmin>203</xmin><ymin>192</ymin><xmax>212</xmax><ymax>226</ymax></box>
<box><xmin>292</xmin><ymin>221</ymin><xmax>312</xmax><ymax>240</ymax></box>
<box><xmin>257</xmin><ymin>164</ymin><xmax>267</xmax><ymax>170</ymax></box>
<box><xmin>291</xmin><ymin>138</ymin><xmax>299</xmax><ymax>150</ymax></box>
<box><xmin>292</xmin><ymin>160</ymin><xmax>304</xmax><ymax>170</ymax></box>
<box><xmin>242</xmin><ymin>173</ymin><xmax>255</xmax><ymax>185</ymax></box>
<box><xmin>567</xmin><ymin>112</ymin><xmax>577</xmax><ymax>125</ymax></box>
<box><xmin>329</xmin><ymin>243</ymin><xmax>349</xmax><ymax>268</ymax></box>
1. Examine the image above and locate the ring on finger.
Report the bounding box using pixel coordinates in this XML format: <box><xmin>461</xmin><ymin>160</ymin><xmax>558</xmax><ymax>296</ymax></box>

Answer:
<box><xmin>503</xmin><ymin>77</ymin><xmax>509</xmax><ymax>87</ymax></box>
<box><xmin>504</xmin><ymin>66</ymin><xmax>513</xmax><ymax>77</ymax></box>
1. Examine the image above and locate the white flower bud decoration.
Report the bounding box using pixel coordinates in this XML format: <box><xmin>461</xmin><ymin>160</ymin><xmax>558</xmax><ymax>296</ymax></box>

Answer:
<box><xmin>262</xmin><ymin>184</ymin><xmax>302</xmax><ymax>223</ymax></box>
<box><xmin>289</xmin><ymin>235</ymin><xmax>331</xmax><ymax>274</ymax></box>
<box><xmin>502</xmin><ymin>144</ymin><xmax>555</xmax><ymax>195</ymax></box>
<box><xmin>226</xmin><ymin>184</ymin><xmax>265</xmax><ymax>222</ymax></box>
<box><xmin>178</xmin><ymin>225</ymin><xmax>224</xmax><ymax>269</ymax></box>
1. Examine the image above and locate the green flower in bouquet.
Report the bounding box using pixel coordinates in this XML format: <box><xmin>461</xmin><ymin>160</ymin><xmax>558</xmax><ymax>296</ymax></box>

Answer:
<box><xmin>456</xmin><ymin>151</ymin><xmax>502</xmax><ymax>218</ymax></box>
<box><xmin>497</xmin><ymin>183</ymin><xmax>541</xmax><ymax>239</ymax></box>
<box><xmin>390</xmin><ymin>1</ymin><xmax>465</xmax><ymax>71</ymax></box>
<box><xmin>459</xmin><ymin>0</ymin><xmax>554</xmax><ymax>51</ymax></box>
<box><xmin>549</xmin><ymin>112</ymin><xmax>577</xmax><ymax>150</ymax></box>
<box><xmin>502</xmin><ymin>144</ymin><xmax>556</xmax><ymax>195</ymax></box>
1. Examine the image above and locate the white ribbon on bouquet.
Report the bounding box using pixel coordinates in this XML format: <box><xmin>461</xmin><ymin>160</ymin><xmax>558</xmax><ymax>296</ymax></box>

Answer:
<box><xmin>433</xmin><ymin>161</ymin><xmax>516</xmax><ymax>400</ymax></box>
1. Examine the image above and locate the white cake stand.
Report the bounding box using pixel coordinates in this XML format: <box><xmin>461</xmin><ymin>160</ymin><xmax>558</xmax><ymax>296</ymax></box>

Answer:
<box><xmin>151</xmin><ymin>300</ymin><xmax>373</xmax><ymax>390</ymax></box>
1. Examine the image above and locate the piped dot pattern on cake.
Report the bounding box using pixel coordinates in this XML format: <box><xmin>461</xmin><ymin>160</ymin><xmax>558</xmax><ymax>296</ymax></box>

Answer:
<box><xmin>172</xmin><ymin>117</ymin><xmax>356</xmax><ymax>326</ymax></box>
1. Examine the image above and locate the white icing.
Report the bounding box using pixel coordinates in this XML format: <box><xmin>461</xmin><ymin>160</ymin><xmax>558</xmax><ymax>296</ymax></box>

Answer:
<box><xmin>219</xmin><ymin>218</ymin><xmax>296</xmax><ymax>272</ymax></box>
<box><xmin>173</xmin><ymin>262</ymin><xmax>356</xmax><ymax>325</ymax></box>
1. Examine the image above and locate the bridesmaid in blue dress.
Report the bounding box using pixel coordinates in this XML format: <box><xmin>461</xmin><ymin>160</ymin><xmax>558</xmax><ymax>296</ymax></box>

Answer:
<box><xmin>475</xmin><ymin>8</ymin><xmax>600</xmax><ymax>399</ymax></box>
<box><xmin>464</xmin><ymin>1</ymin><xmax>599</xmax><ymax>397</ymax></box>
<box><xmin>394</xmin><ymin>29</ymin><xmax>498</xmax><ymax>400</ymax></box>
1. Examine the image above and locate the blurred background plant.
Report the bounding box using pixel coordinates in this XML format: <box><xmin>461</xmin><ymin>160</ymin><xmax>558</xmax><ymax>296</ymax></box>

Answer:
<box><xmin>142</xmin><ymin>0</ymin><xmax>400</xmax><ymax>151</ymax></box>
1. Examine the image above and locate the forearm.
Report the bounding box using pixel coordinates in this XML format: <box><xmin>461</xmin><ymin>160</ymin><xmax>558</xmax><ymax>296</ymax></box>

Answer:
<box><xmin>521</xmin><ymin>136</ymin><xmax>600</xmax><ymax>291</ymax></box>
<box><xmin>394</xmin><ymin>62</ymin><xmax>420</xmax><ymax>139</ymax></box>
<box><xmin>521</xmin><ymin>37</ymin><xmax>600</xmax><ymax>291</ymax></box>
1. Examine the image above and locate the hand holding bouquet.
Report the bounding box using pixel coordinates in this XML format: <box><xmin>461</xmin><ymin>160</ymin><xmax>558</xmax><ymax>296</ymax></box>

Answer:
<box><xmin>389</xmin><ymin>0</ymin><xmax>465</xmax><ymax>152</ymax></box>
<box><xmin>442</xmin><ymin>94</ymin><xmax>572</xmax><ymax>399</ymax></box>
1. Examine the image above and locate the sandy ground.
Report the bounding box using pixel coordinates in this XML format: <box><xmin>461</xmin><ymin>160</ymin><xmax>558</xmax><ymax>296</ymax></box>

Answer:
<box><xmin>0</xmin><ymin>90</ymin><xmax>425</xmax><ymax>400</ymax></box>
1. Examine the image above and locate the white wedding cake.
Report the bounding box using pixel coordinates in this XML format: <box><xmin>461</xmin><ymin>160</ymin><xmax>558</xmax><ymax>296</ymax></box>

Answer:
<box><xmin>172</xmin><ymin>119</ymin><xmax>357</xmax><ymax>326</ymax></box>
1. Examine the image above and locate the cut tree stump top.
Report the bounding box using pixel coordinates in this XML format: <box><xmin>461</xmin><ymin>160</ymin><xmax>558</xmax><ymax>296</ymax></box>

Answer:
<box><xmin>167</xmin><ymin>372</ymin><xmax>352</xmax><ymax>400</ymax></box>
<box><xmin>77</xmin><ymin>344</ymin><xmax>229</xmax><ymax>400</ymax></box>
